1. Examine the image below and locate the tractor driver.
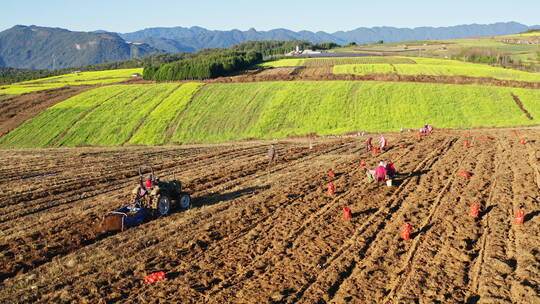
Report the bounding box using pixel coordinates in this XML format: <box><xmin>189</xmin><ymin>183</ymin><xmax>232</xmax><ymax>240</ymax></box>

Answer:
<box><xmin>144</xmin><ymin>175</ymin><xmax>154</xmax><ymax>189</ymax></box>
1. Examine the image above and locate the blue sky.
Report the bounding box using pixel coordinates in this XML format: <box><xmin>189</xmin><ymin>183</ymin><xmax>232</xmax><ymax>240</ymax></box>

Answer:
<box><xmin>1</xmin><ymin>0</ymin><xmax>538</xmax><ymax>33</ymax></box>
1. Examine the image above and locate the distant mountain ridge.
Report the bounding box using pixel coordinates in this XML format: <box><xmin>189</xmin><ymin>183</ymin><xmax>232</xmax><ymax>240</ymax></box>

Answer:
<box><xmin>0</xmin><ymin>25</ymin><xmax>162</xmax><ymax>69</ymax></box>
<box><xmin>0</xmin><ymin>22</ymin><xmax>539</xmax><ymax>69</ymax></box>
<box><xmin>121</xmin><ymin>22</ymin><xmax>539</xmax><ymax>52</ymax></box>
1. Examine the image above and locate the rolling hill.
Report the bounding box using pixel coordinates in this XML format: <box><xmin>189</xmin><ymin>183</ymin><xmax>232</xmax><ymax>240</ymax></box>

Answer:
<box><xmin>1</xmin><ymin>80</ymin><xmax>539</xmax><ymax>148</ymax></box>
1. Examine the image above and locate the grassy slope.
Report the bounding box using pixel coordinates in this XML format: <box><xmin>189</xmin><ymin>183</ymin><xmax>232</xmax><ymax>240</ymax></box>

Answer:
<box><xmin>129</xmin><ymin>82</ymin><xmax>204</xmax><ymax>145</ymax></box>
<box><xmin>0</xmin><ymin>68</ymin><xmax>143</xmax><ymax>95</ymax></box>
<box><xmin>333</xmin><ymin>57</ymin><xmax>540</xmax><ymax>82</ymax></box>
<box><xmin>55</xmin><ymin>84</ymin><xmax>178</xmax><ymax>147</ymax></box>
<box><xmin>179</xmin><ymin>81</ymin><xmax>540</xmax><ymax>142</ymax></box>
<box><xmin>0</xmin><ymin>85</ymin><xmax>128</xmax><ymax>148</ymax></box>
<box><xmin>2</xmin><ymin>81</ymin><xmax>540</xmax><ymax>148</ymax></box>
<box><xmin>171</xmin><ymin>82</ymin><xmax>284</xmax><ymax>143</ymax></box>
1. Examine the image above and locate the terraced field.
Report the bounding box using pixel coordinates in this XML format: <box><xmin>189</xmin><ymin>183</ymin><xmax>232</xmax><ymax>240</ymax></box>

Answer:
<box><xmin>334</xmin><ymin>59</ymin><xmax>540</xmax><ymax>82</ymax></box>
<box><xmin>0</xmin><ymin>68</ymin><xmax>142</xmax><ymax>96</ymax></box>
<box><xmin>2</xmin><ymin>81</ymin><xmax>540</xmax><ymax>148</ymax></box>
<box><xmin>0</xmin><ymin>129</ymin><xmax>539</xmax><ymax>303</ymax></box>
<box><xmin>261</xmin><ymin>56</ymin><xmax>415</xmax><ymax>68</ymax></box>
<box><xmin>262</xmin><ymin>56</ymin><xmax>540</xmax><ymax>82</ymax></box>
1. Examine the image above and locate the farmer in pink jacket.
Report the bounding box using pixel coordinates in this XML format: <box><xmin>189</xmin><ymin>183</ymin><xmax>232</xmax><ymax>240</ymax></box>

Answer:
<box><xmin>379</xmin><ymin>135</ymin><xmax>387</xmax><ymax>151</ymax></box>
<box><xmin>375</xmin><ymin>161</ymin><xmax>387</xmax><ymax>182</ymax></box>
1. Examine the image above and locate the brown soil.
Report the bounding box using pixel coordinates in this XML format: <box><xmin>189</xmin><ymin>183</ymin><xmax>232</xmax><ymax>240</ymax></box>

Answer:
<box><xmin>0</xmin><ymin>129</ymin><xmax>539</xmax><ymax>303</ymax></box>
<box><xmin>0</xmin><ymin>86</ymin><xmax>94</xmax><ymax>137</ymax></box>
<box><xmin>111</xmin><ymin>69</ymin><xmax>540</xmax><ymax>90</ymax></box>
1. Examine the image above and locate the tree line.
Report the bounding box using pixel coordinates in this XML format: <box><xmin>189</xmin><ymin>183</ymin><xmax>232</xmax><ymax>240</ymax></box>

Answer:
<box><xmin>143</xmin><ymin>50</ymin><xmax>263</xmax><ymax>81</ymax></box>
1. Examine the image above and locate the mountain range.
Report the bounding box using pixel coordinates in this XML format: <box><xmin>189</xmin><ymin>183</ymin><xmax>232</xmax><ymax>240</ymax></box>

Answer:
<box><xmin>0</xmin><ymin>22</ymin><xmax>538</xmax><ymax>69</ymax></box>
<box><xmin>120</xmin><ymin>22</ymin><xmax>540</xmax><ymax>53</ymax></box>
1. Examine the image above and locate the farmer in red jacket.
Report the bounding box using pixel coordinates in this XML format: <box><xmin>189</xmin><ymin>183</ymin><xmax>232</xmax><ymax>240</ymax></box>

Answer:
<box><xmin>385</xmin><ymin>162</ymin><xmax>396</xmax><ymax>178</ymax></box>
<box><xmin>375</xmin><ymin>161</ymin><xmax>387</xmax><ymax>182</ymax></box>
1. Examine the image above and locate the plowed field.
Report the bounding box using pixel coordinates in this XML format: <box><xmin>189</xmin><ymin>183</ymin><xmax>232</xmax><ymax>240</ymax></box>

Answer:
<box><xmin>1</xmin><ymin>129</ymin><xmax>539</xmax><ymax>303</ymax></box>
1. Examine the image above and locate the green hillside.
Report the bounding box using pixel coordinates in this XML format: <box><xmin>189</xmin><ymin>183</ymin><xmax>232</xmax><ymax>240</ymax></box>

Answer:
<box><xmin>0</xmin><ymin>68</ymin><xmax>142</xmax><ymax>95</ymax></box>
<box><xmin>1</xmin><ymin>81</ymin><xmax>540</xmax><ymax>148</ymax></box>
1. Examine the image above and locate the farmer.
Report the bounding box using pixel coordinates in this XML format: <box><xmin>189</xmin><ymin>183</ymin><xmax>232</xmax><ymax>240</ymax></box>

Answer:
<box><xmin>144</xmin><ymin>175</ymin><xmax>153</xmax><ymax>189</ymax></box>
<box><xmin>375</xmin><ymin>161</ymin><xmax>387</xmax><ymax>182</ymax></box>
<box><xmin>385</xmin><ymin>161</ymin><xmax>397</xmax><ymax>178</ymax></box>
<box><xmin>267</xmin><ymin>144</ymin><xmax>276</xmax><ymax>166</ymax></box>
<box><xmin>365</xmin><ymin>137</ymin><xmax>373</xmax><ymax>151</ymax></box>
<box><xmin>379</xmin><ymin>135</ymin><xmax>387</xmax><ymax>151</ymax></box>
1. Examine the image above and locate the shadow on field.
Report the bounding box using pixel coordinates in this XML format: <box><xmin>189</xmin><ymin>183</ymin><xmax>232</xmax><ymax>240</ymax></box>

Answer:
<box><xmin>525</xmin><ymin>210</ymin><xmax>540</xmax><ymax>223</ymax></box>
<box><xmin>352</xmin><ymin>208</ymin><xmax>377</xmax><ymax>218</ymax></box>
<box><xmin>480</xmin><ymin>205</ymin><xmax>494</xmax><ymax>217</ymax></box>
<box><xmin>191</xmin><ymin>186</ymin><xmax>269</xmax><ymax>208</ymax></box>
<box><xmin>409</xmin><ymin>169</ymin><xmax>430</xmax><ymax>178</ymax></box>
<box><xmin>411</xmin><ymin>223</ymin><xmax>434</xmax><ymax>239</ymax></box>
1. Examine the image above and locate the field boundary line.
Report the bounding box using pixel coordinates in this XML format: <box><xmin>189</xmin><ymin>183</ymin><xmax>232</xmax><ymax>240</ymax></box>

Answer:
<box><xmin>123</xmin><ymin>83</ymin><xmax>182</xmax><ymax>145</ymax></box>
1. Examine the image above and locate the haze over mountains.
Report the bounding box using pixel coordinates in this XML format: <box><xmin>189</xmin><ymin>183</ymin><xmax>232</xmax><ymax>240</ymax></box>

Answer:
<box><xmin>121</xmin><ymin>22</ymin><xmax>539</xmax><ymax>53</ymax></box>
<box><xmin>0</xmin><ymin>22</ymin><xmax>538</xmax><ymax>69</ymax></box>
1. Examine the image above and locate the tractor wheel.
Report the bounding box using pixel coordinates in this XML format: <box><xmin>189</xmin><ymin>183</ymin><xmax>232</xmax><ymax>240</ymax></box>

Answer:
<box><xmin>157</xmin><ymin>195</ymin><xmax>171</xmax><ymax>216</ymax></box>
<box><xmin>179</xmin><ymin>194</ymin><xmax>192</xmax><ymax>209</ymax></box>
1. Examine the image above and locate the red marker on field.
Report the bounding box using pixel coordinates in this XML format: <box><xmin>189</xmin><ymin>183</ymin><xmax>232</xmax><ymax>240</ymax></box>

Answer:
<box><xmin>458</xmin><ymin>171</ymin><xmax>472</xmax><ymax>179</ymax></box>
<box><xmin>469</xmin><ymin>204</ymin><xmax>479</xmax><ymax>218</ymax></box>
<box><xmin>514</xmin><ymin>210</ymin><xmax>525</xmax><ymax>225</ymax></box>
<box><xmin>519</xmin><ymin>138</ymin><xmax>527</xmax><ymax>145</ymax></box>
<box><xmin>329</xmin><ymin>170</ymin><xmax>335</xmax><ymax>178</ymax></box>
<box><xmin>401</xmin><ymin>222</ymin><xmax>412</xmax><ymax>240</ymax></box>
<box><xmin>342</xmin><ymin>206</ymin><xmax>352</xmax><ymax>219</ymax></box>
<box><xmin>328</xmin><ymin>183</ymin><xmax>335</xmax><ymax>196</ymax></box>
<box><xmin>463</xmin><ymin>140</ymin><xmax>470</xmax><ymax>148</ymax></box>
<box><xmin>144</xmin><ymin>271</ymin><xmax>166</xmax><ymax>284</ymax></box>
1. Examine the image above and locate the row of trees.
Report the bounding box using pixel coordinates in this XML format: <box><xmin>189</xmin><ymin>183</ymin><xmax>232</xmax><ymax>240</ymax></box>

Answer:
<box><xmin>231</xmin><ymin>40</ymin><xmax>311</xmax><ymax>56</ymax></box>
<box><xmin>230</xmin><ymin>40</ymin><xmax>339</xmax><ymax>56</ymax></box>
<box><xmin>0</xmin><ymin>67</ymin><xmax>57</xmax><ymax>84</ymax></box>
<box><xmin>143</xmin><ymin>50</ymin><xmax>263</xmax><ymax>81</ymax></box>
